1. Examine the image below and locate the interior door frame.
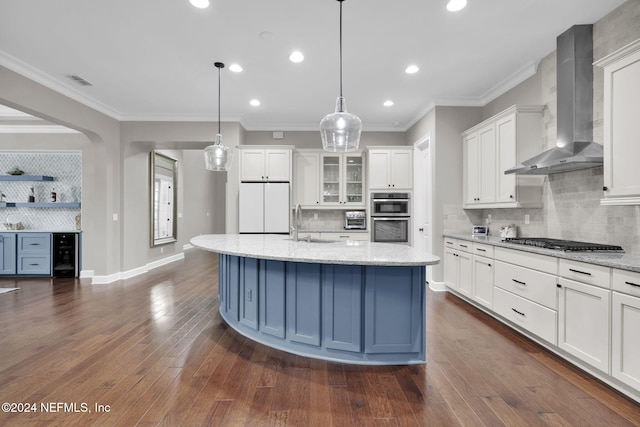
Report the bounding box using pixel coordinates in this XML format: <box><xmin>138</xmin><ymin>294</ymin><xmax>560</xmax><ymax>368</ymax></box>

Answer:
<box><xmin>413</xmin><ymin>134</ymin><xmax>439</xmax><ymax>288</ymax></box>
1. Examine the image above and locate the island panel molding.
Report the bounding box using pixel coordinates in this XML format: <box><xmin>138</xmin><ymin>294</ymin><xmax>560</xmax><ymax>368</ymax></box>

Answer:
<box><xmin>192</xmin><ymin>234</ymin><xmax>439</xmax><ymax>365</ymax></box>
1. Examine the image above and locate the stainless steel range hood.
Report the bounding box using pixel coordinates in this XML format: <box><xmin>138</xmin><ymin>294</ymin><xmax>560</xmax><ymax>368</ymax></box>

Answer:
<box><xmin>505</xmin><ymin>25</ymin><xmax>603</xmax><ymax>175</ymax></box>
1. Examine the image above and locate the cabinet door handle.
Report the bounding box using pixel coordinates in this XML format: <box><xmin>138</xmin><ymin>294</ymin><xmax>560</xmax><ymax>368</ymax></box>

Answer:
<box><xmin>511</xmin><ymin>308</ymin><xmax>525</xmax><ymax>317</ymax></box>
<box><xmin>625</xmin><ymin>281</ymin><xmax>640</xmax><ymax>288</ymax></box>
<box><xmin>569</xmin><ymin>268</ymin><xmax>591</xmax><ymax>276</ymax></box>
<box><xmin>247</xmin><ymin>289</ymin><xmax>252</xmax><ymax>302</ymax></box>
<box><xmin>487</xmin><ymin>263</ymin><xmax>492</xmax><ymax>267</ymax></box>
<box><xmin>603</xmin><ymin>186</ymin><xmax>608</xmax><ymax>191</ymax></box>
<box><xmin>418</xmin><ymin>227</ymin><xmax>424</xmax><ymax>231</ymax></box>
<box><xmin>512</xmin><ymin>279</ymin><xmax>526</xmax><ymax>286</ymax></box>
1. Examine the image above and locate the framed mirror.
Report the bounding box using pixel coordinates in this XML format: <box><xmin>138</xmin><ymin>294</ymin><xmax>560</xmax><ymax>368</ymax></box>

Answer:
<box><xmin>150</xmin><ymin>151</ymin><xmax>178</xmax><ymax>246</ymax></box>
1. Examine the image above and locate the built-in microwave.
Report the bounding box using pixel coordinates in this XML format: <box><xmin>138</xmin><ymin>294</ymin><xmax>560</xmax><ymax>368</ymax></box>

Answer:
<box><xmin>370</xmin><ymin>192</ymin><xmax>410</xmax><ymax>217</ymax></box>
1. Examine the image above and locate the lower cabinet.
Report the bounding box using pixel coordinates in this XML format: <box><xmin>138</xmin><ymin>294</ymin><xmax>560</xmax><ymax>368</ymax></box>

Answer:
<box><xmin>364</xmin><ymin>266</ymin><xmax>422</xmax><ymax>354</ymax></box>
<box><xmin>217</xmin><ymin>254</ymin><xmax>425</xmax><ymax>364</ymax></box>
<box><xmin>443</xmin><ymin>239</ymin><xmax>472</xmax><ymax>297</ymax></box>
<box><xmin>0</xmin><ymin>233</ymin><xmax>17</xmax><ymax>275</ymax></box>
<box><xmin>17</xmin><ymin>233</ymin><xmax>51</xmax><ymax>275</ymax></box>
<box><xmin>558</xmin><ymin>277</ymin><xmax>610</xmax><ymax>373</ymax></box>
<box><xmin>472</xmin><ymin>255</ymin><xmax>493</xmax><ymax>309</ymax></box>
<box><xmin>611</xmin><ymin>268</ymin><xmax>640</xmax><ymax>390</ymax></box>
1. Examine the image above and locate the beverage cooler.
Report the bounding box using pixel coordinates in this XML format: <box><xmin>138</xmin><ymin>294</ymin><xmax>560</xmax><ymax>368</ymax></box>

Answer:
<box><xmin>52</xmin><ymin>233</ymin><xmax>79</xmax><ymax>277</ymax></box>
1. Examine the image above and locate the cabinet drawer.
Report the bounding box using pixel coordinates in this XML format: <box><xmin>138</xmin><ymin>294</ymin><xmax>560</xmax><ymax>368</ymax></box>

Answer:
<box><xmin>612</xmin><ymin>269</ymin><xmax>640</xmax><ymax>297</ymax></box>
<box><xmin>495</xmin><ymin>261</ymin><xmax>557</xmax><ymax>309</ymax></box>
<box><xmin>18</xmin><ymin>234</ymin><xmax>51</xmax><ymax>254</ymax></box>
<box><xmin>472</xmin><ymin>242</ymin><xmax>494</xmax><ymax>258</ymax></box>
<box><xmin>18</xmin><ymin>256</ymin><xmax>51</xmax><ymax>275</ymax></box>
<box><xmin>559</xmin><ymin>259</ymin><xmax>611</xmax><ymax>288</ymax></box>
<box><xmin>443</xmin><ymin>238</ymin><xmax>458</xmax><ymax>249</ymax></box>
<box><xmin>321</xmin><ymin>232</ymin><xmax>369</xmax><ymax>241</ymax></box>
<box><xmin>456</xmin><ymin>240</ymin><xmax>472</xmax><ymax>252</ymax></box>
<box><xmin>494</xmin><ymin>287</ymin><xmax>557</xmax><ymax>345</ymax></box>
<box><xmin>495</xmin><ymin>247</ymin><xmax>557</xmax><ymax>274</ymax></box>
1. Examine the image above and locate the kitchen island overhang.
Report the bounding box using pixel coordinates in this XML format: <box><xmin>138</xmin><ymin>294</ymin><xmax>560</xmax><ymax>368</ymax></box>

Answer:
<box><xmin>191</xmin><ymin>234</ymin><xmax>440</xmax><ymax>365</ymax></box>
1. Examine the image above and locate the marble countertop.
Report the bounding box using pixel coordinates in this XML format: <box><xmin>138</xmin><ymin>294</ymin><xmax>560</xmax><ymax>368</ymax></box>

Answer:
<box><xmin>444</xmin><ymin>233</ymin><xmax>640</xmax><ymax>273</ymax></box>
<box><xmin>191</xmin><ymin>234</ymin><xmax>439</xmax><ymax>266</ymax></box>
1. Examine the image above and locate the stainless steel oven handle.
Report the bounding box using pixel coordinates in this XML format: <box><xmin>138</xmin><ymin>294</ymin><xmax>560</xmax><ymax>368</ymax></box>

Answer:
<box><xmin>371</xmin><ymin>217</ymin><xmax>410</xmax><ymax>221</ymax></box>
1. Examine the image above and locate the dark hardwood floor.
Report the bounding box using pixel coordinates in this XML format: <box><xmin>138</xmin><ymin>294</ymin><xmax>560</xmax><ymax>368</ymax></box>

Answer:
<box><xmin>0</xmin><ymin>249</ymin><xmax>638</xmax><ymax>426</ymax></box>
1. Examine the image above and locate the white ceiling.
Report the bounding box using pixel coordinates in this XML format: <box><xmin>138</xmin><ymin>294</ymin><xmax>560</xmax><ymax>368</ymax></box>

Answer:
<box><xmin>0</xmin><ymin>0</ymin><xmax>627</xmax><ymax>132</ymax></box>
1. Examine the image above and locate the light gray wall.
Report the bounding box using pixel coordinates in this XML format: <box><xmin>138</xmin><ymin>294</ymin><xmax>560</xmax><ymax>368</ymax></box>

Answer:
<box><xmin>1</xmin><ymin>65</ymin><xmax>121</xmax><ymax>277</ymax></box>
<box><xmin>245</xmin><ymin>130</ymin><xmax>407</xmax><ymax>148</ymax></box>
<box><xmin>120</xmin><ymin>121</ymin><xmax>239</xmax><ymax>271</ymax></box>
<box><xmin>407</xmin><ymin>106</ymin><xmax>482</xmax><ymax>283</ymax></box>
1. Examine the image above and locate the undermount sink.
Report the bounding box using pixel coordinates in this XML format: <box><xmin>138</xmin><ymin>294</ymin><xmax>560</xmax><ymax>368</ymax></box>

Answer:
<box><xmin>288</xmin><ymin>237</ymin><xmax>338</xmax><ymax>243</ymax></box>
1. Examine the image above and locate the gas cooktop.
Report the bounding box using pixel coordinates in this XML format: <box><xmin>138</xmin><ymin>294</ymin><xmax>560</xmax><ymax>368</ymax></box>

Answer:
<box><xmin>503</xmin><ymin>237</ymin><xmax>624</xmax><ymax>252</ymax></box>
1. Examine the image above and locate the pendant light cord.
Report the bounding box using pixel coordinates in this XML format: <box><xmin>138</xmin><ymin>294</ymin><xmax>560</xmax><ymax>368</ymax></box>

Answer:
<box><xmin>217</xmin><ymin>65</ymin><xmax>221</xmax><ymax>135</ymax></box>
<box><xmin>339</xmin><ymin>0</ymin><xmax>343</xmax><ymax>98</ymax></box>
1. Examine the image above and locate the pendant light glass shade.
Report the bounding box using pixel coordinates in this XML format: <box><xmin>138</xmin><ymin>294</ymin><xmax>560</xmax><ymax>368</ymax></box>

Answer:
<box><xmin>320</xmin><ymin>96</ymin><xmax>362</xmax><ymax>152</ymax></box>
<box><xmin>320</xmin><ymin>0</ymin><xmax>361</xmax><ymax>152</ymax></box>
<box><xmin>204</xmin><ymin>62</ymin><xmax>233</xmax><ymax>171</ymax></box>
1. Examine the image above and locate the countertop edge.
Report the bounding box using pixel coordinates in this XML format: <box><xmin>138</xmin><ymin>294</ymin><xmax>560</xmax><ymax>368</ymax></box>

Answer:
<box><xmin>443</xmin><ymin>233</ymin><xmax>640</xmax><ymax>273</ymax></box>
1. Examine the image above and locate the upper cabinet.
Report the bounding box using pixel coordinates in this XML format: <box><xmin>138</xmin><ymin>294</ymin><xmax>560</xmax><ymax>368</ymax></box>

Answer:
<box><xmin>595</xmin><ymin>38</ymin><xmax>640</xmax><ymax>205</ymax></box>
<box><xmin>292</xmin><ymin>150</ymin><xmax>365</xmax><ymax>207</ymax></box>
<box><xmin>462</xmin><ymin>105</ymin><xmax>545</xmax><ymax>209</ymax></box>
<box><xmin>368</xmin><ymin>148</ymin><xmax>413</xmax><ymax>190</ymax></box>
<box><xmin>239</xmin><ymin>147</ymin><xmax>292</xmax><ymax>182</ymax></box>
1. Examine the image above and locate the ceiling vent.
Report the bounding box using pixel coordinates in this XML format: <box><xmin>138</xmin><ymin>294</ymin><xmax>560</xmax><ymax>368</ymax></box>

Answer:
<box><xmin>67</xmin><ymin>75</ymin><xmax>93</xmax><ymax>86</ymax></box>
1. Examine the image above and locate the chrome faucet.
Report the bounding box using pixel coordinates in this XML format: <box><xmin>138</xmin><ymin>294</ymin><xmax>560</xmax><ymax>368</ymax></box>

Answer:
<box><xmin>293</xmin><ymin>204</ymin><xmax>302</xmax><ymax>241</ymax></box>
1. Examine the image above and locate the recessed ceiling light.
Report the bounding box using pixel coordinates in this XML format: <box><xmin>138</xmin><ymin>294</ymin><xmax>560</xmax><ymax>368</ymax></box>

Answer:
<box><xmin>289</xmin><ymin>51</ymin><xmax>304</xmax><ymax>63</ymax></box>
<box><xmin>250</xmin><ymin>99</ymin><xmax>261</xmax><ymax>107</ymax></box>
<box><xmin>405</xmin><ymin>65</ymin><xmax>419</xmax><ymax>74</ymax></box>
<box><xmin>446</xmin><ymin>0</ymin><xmax>467</xmax><ymax>12</ymax></box>
<box><xmin>229</xmin><ymin>64</ymin><xmax>243</xmax><ymax>72</ymax></box>
<box><xmin>383</xmin><ymin>100</ymin><xmax>394</xmax><ymax>107</ymax></box>
<box><xmin>189</xmin><ymin>0</ymin><xmax>210</xmax><ymax>9</ymax></box>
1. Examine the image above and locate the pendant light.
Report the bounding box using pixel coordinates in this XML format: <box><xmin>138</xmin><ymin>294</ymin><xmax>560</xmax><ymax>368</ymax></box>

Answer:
<box><xmin>204</xmin><ymin>62</ymin><xmax>233</xmax><ymax>171</ymax></box>
<box><xmin>320</xmin><ymin>0</ymin><xmax>362</xmax><ymax>152</ymax></box>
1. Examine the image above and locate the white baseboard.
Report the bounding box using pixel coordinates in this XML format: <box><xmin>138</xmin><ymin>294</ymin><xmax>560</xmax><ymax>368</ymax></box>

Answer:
<box><xmin>428</xmin><ymin>279</ymin><xmax>446</xmax><ymax>292</ymax></box>
<box><xmin>88</xmin><ymin>252</ymin><xmax>185</xmax><ymax>284</ymax></box>
<box><xmin>183</xmin><ymin>243</ymin><xmax>194</xmax><ymax>251</ymax></box>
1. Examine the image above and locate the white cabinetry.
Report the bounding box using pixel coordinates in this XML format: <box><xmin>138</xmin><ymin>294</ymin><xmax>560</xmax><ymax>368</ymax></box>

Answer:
<box><xmin>472</xmin><ymin>242</ymin><xmax>494</xmax><ymax>309</ymax></box>
<box><xmin>321</xmin><ymin>153</ymin><xmax>365</xmax><ymax>206</ymax></box>
<box><xmin>368</xmin><ymin>148</ymin><xmax>413</xmax><ymax>190</ymax></box>
<box><xmin>493</xmin><ymin>247</ymin><xmax>558</xmax><ymax>344</ymax></box>
<box><xmin>240</xmin><ymin>147</ymin><xmax>292</xmax><ymax>182</ymax></box>
<box><xmin>443</xmin><ymin>238</ymin><xmax>472</xmax><ymax>297</ymax></box>
<box><xmin>611</xmin><ymin>269</ymin><xmax>640</xmax><ymax>389</ymax></box>
<box><xmin>595</xmin><ymin>38</ymin><xmax>640</xmax><ymax>205</ymax></box>
<box><xmin>293</xmin><ymin>151</ymin><xmax>364</xmax><ymax>208</ymax></box>
<box><xmin>293</xmin><ymin>151</ymin><xmax>321</xmax><ymax>206</ymax></box>
<box><xmin>462</xmin><ymin>105</ymin><xmax>544</xmax><ymax>209</ymax></box>
<box><xmin>558</xmin><ymin>260</ymin><xmax>611</xmax><ymax>373</ymax></box>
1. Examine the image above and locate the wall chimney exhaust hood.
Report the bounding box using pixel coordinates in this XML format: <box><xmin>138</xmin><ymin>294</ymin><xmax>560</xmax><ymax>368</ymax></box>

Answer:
<box><xmin>505</xmin><ymin>25</ymin><xmax>603</xmax><ymax>175</ymax></box>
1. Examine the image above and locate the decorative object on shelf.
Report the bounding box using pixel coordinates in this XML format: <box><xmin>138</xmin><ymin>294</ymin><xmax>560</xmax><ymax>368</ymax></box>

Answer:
<box><xmin>320</xmin><ymin>0</ymin><xmax>362</xmax><ymax>153</ymax></box>
<box><xmin>51</xmin><ymin>188</ymin><xmax>57</xmax><ymax>202</ymax></box>
<box><xmin>75</xmin><ymin>213</ymin><xmax>81</xmax><ymax>230</ymax></box>
<box><xmin>4</xmin><ymin>214</ymin><xmax>24</xmax><ymax>230</ymax></box>
<box><xmin>204</xmin><ymin>62</ymin><xmax>234</xmax><ymax>172</ymax></box>
<box><xmin>0</xmin><ymin>191</ymin><xmax>5</xmax><ymax>202</ymax></box>
<box><xmin>6</xmin><ymin>166</ymin><xmax>24</xmax><ymax>176</ymax></box>
<box><xmin>28</xmin><ymin>186</ymin><xmax>35</xmax><ymax>203</ymax></box>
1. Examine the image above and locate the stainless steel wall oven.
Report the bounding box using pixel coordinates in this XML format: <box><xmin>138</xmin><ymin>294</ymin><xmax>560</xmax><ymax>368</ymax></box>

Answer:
<box><xmin>370</xmin><ymin>192</ymin><xmax>411</xmax><ymax>244</ymax></box>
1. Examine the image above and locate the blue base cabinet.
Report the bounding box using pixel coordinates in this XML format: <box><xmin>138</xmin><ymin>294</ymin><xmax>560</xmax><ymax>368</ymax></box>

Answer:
<box><xmin>218</xmin><ymin>254</ymin><xmax>426</xmax><ymax>365</ymax></box>
<box><xmin>17</xmin><ymin>233</ymin><xmax>51</xmax><ymax>275</ymax></box>
<box><xmin>0</xmin><ymin>233</ymin><xmax>17</xmax><ymax>275</ymax></box>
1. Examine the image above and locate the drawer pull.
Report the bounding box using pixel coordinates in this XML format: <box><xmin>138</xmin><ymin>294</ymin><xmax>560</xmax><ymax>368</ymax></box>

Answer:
<box><xmin>446</xmin><ymin>241</ymin><xmax>453</xmax><ymax>245</ymax></box>
<box><xmin>511</xmin><ymin>308</ymin><xmax>525</xmax><ymax>317</ymax></box>
<box><xmin>512</xmin><ymin>279</ymin><xmax>527</xmax><ymax>286</ymax></box>
<box><xmin>29</xmin><ymin>263</ymin><xmax>40</xmax><ymax>266</ymax></box>
<box><xmin>30</xmin><ymin>243</ymin><xmax>40</xmax><ymax>246</ymax></box>
<box><xmin>569</xmin><ymin>268</ymin><xmax>591</xmax><ymax>276</ymax></box>
<box><xmin>625</xmin><ymin>281</ymin><xmax>640</xmax><ymax>288</ymax></box>
<box><xmin>476</xmin><ymin>248</ymin><xmax>486</xmax><ymax>252</ymax></box>
<box><xmin>459</xmin><ymin>244</ymin><xmax>468</xmax><ymax>248</ymax></box>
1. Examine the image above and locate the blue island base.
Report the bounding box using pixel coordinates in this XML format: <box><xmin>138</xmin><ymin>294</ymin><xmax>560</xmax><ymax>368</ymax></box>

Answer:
<box><xmin>218</xmin><ymin>254</ymin><xmax>426</xmax><ymax>365</ymax></box>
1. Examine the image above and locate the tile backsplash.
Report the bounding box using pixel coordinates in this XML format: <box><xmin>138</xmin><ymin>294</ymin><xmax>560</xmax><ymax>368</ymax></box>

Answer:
<box><xmin>0</xmin><ymin>151</ymin><xmax>82</xmax><ymax>230</ymax></box>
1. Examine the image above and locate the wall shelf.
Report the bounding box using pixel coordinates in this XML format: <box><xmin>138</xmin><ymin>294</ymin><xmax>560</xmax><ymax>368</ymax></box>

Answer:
<box><xmin>0</xmin><ymin>202</ymin><xmax>81</xmax><ymax>208</ymax></box>
<box><xmin>0</xmin><ymin>175</ymin><xmax>54</xmax><ymax>182</ymax></box>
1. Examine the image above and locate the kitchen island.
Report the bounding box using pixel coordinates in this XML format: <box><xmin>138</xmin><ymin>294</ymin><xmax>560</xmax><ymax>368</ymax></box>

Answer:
<box><xmin>190</xmin><ymin>234</ymin><xmax>440</xmax><ymax>365</ymax></box>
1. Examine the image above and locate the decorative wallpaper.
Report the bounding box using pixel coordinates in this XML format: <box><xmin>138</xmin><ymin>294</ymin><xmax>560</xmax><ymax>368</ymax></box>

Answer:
<box><xmin>0</xmin><ymin>151</ymin><xmax>82</xmax><ymax>230</ymax></box>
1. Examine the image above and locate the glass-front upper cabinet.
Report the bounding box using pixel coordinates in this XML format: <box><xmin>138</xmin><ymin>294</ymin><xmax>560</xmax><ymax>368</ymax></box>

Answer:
<box><xmin>320</xmin><ymin>153</ymin><xmax>365</xmax><ymax>206</ymax></box>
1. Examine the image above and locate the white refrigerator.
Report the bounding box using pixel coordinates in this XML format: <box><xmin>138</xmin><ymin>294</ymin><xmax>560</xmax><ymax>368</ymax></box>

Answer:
<box><xmin>239</xmin><ymin>182</ymin><xmax>290</xmax><ymax>233</ymax></box>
